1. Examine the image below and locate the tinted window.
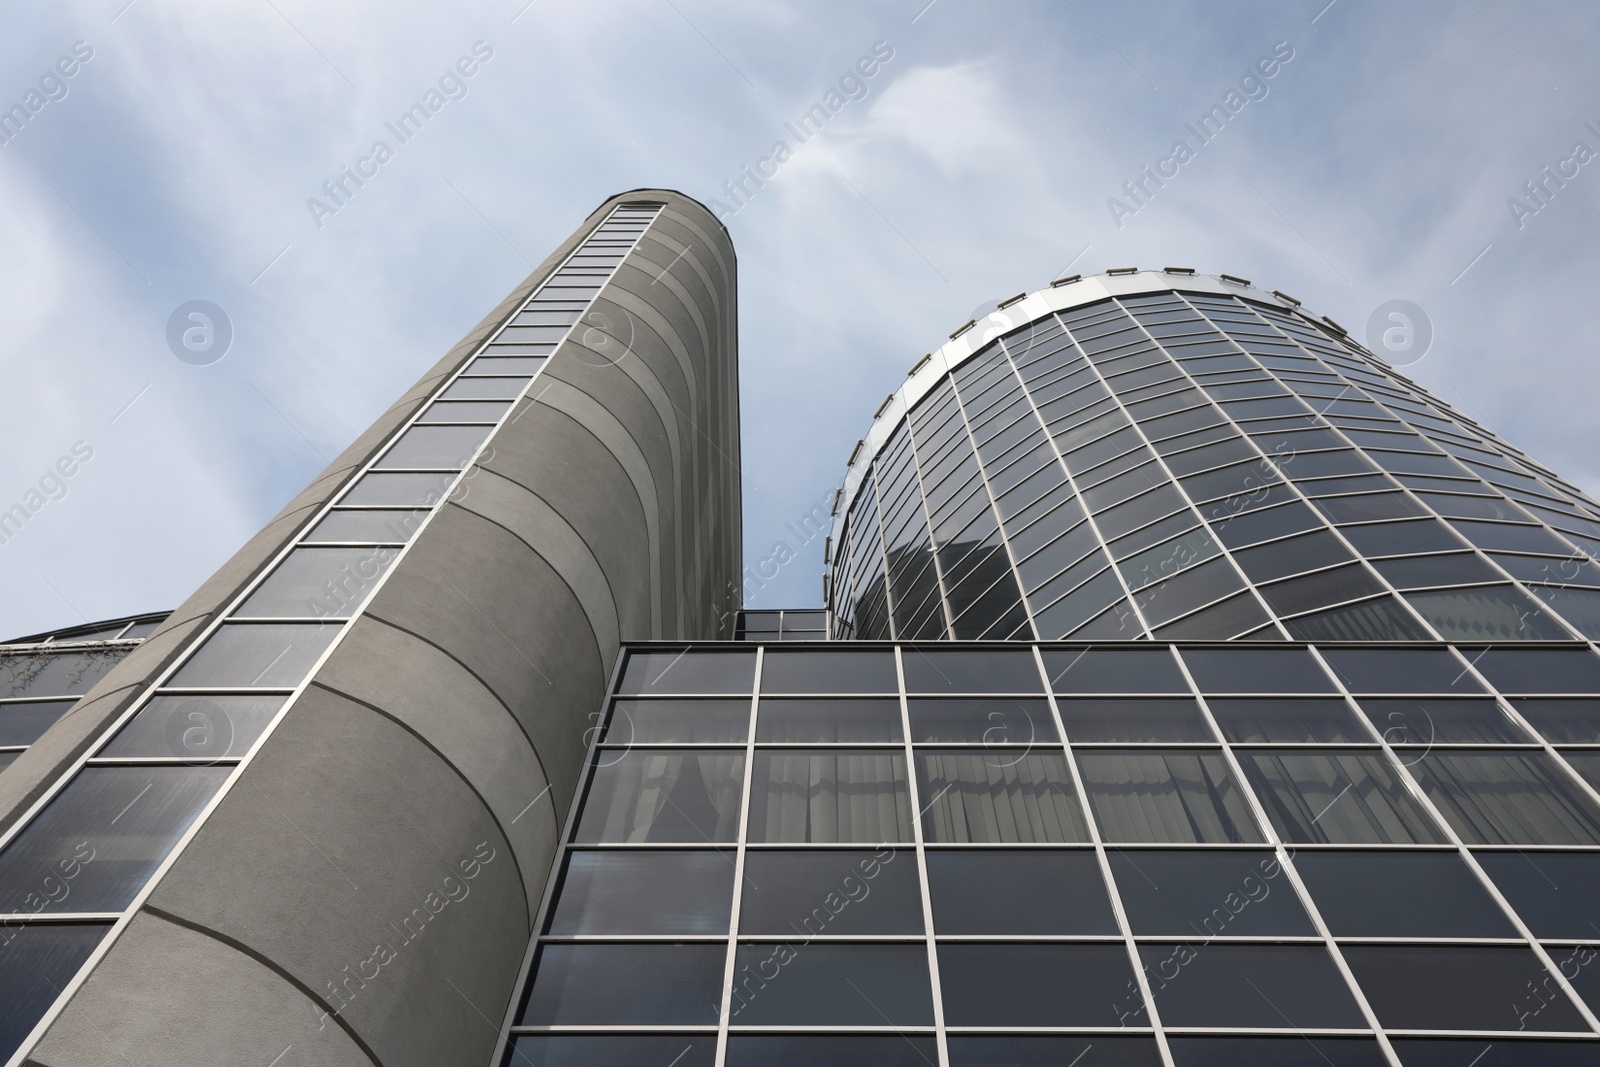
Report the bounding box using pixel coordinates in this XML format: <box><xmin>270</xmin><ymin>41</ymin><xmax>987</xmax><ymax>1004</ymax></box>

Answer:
<box><xmin>1138</xmin><ymin>944</ymin><xmax>1365</xmax><ymax>1028</ymax></box>
<box><xmin>548</xmin><ymin>851</ymin><xmax>732</xmax><ymax>935</ymax></box>
<box><xmin>729</xmin><ymin>943</ymin><xmax>932</xmax><ymax>1026</ymax></box>
<box><xmin>1357</xmin><ymin>698</ymin><xmax>1531</xmax><ymax>744</ymax></box>
<box><xmin>1109</xmin><ymin>849</ymin><xmax>1314</xmax><ymax>935</ymax></box>
<box><xmin>1343</xmin><ymin>945</ymin><xmax>1587</xmax><ymax>1031</ymax></box>
<box><xmin>1514</xmin><ymin>699</ymin><xmax>1600</xmax><ymax>743</ymax></box>
<box><xmin>739</xmin><ymin>849</ymin><xmax>920</xmax><ymax>935</ymax></box>
<box><xmin>1181</xmin><ymin>649</ymin><xmax>1336</xmax><ymax>693</ymax></box>
<box><xmin>1232</xmin><ymin>529</ymin><xmax>1354</xmax><ymax>583</ymax></box>
<box><xmin>0</xmin><ymin>699</ymin><xmax>76</xmax><ymax>746</ymax></box>
<box><xmin>604</xmin><ymin>699</ymin><xmax>749</xmax><ymax>744</ymax></box>
<box><xmin>1476</xmin><ymin>851</ymin><xmax>1600</xmax><ymax>938</ymax></box>
<box><xmin>901</xmin><ymin>649</ymin><xmax>1041</xmax><ymax>692</ymax></box>
<box><xmin>169</xmin><ymin>624</ymin><xmax>338</xmax><ymax>688</ymax></box>
<box><xmin>948</xmin><ymin>1036</ymin><xmax>1162</xmax><ymax>1067</ymax></box>
<box><xmin>1294</xmin><ymin>850</ymin><xmax>1516</xmax><ymax>937</ymax></box>
<box><xmin>926</xmin><ymin>850</ymin><xmax>1116</xmax><ymax>934</ymax></box>
<box><xmin>939</xmin><ymin>944</ymin><xmax>1137</xmax><ymax>1027</ymax></box>
<box><xmin>907</xmin><ymin>698</ymin><xmax>1057</xmax><ymax>743</ymax></box>
<box><xmin>1322</xmin><ymin>648</ymin><xmax>1482</xmax><ymax>694</ymax></box>
<box><xmin>726</xmin><ymin>1036</ymin><xmax>937</xmax><ymax>1067</ymax></box>
<box><xmin>102</xmin><ymin>693</ymin><xmax>288</xmax><ymax>759</ymax></box>
<box><xmin>755</xmin><ymin>698</ymin><xmax>902</xmax><ymax>743</ymax></box>
<box><xmin>0</xmin><ymin>924</ymin><xmax>108</xmax><ymax>1064</ymax></box>
<box><xmin>519</xmin><ymin>943</ymin><xmax>724</xmax><ymax>1025</ymax></box>
<box><xmin>1208</xmin><ymin>698</ymin><xmax>1369</xmax><ymax>743</ymax></box>
<box><xmin>1077</xmin><ymin>750</ymin><xmax>1262</xmax><ymax>843</ymax></box>
<box><xmin>1473</xmin><ymin>649</ymin><xmax>1600</xmax><ymax>693</ymax></box>
<box><xmin>1407</xmin><ymin>751</ymin><xmax>1600</xmax><ymax>846</ymax></box>
<box><xmin>1210</xmin><ymin>501</ymin><xmax>1322</xmax><ymax>548</ymax></box>
<box><xmin>618</xmin><ymin>651</ymin><xmax>755</xmax><ymax>694</ymax></box>
<box><xmin>1388</xmin><ymin>1039</ymin><xmax>1600</xmax><ymax>1067</ymax></box>
<box><xmin>1166</xmin><ymin>1037</ymin><xmax>1387</xmax><ymax>1067</ymax></box>
<box><xmin>510</xmin><ymin>1036</ymin><xmax>714</xmax><ymax>1067</ymax></box>
<box><xmin>339</xmin><ymin>471</ymin><xmax>456</xmax><ymax>506</ymax></box>
<box><xmin>749</xmin><ymin>751</ymin><xmax>911</xmax><ymax>843</ymax></box>
<box><xmin>1043</xmin><ymin>648</ymin><xmax>1188</xmax><ymax>692</ymax></box>
<box><xmin>918</xmin><ymin>751</ymin><xmax>1088</xmax><ymax>843</ymax></box>
<box><xmin>1237</xmin><ymin>749</ymin><xmax>1445</xmax><ymax>844</ymax></box>
<box><xmin>1338</xmin><ymin>519</ymin><xmax>1463</xmax><ymax>556</ymax></box>
<box><xmin>575</xmin><ymin>750</ymin><xmax>744</xmax><ymax>843</ymax></box>
<box><xmin>760</xmin><ymin>651</ymin><xmax>897</xmax><ymax>693</ymax></box>
<box><xmin>373</xmin><ymin>424</ymin><xmax>491</xmax><ymax>469</ymax></box>
<box><xmin>1058</xmin><ymin>698</ymin><xmax>1215</xmax><ymax>742</ymax></box>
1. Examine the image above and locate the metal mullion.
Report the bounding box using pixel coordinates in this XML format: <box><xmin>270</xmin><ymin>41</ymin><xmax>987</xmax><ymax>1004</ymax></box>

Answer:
<box><xmin>713</xmin><ymin>645</ymin><xmax>761</xmax><ymax>1067</ymax></box>
<box><xmin>995</xmin><ymin>331</ymin><xmax>1151</xmax><ymax>638</ymax></box>
<box><xmin>1166</xmin><ymin>646</ymin><xmax>1404</xmax><ymax>1067</ymax></box>
<box><xmin>1303</xmin><ymin>643</ymin><xmax>1600</xmax><ymax>1039</ymax></box>
<box><xmin>1070</xmin><ymin>335</ymin><xmax>1288</xmax><ymax>640</ymax></box>
<box><xmin>1031</xmin><ymin>644</ymin><xmax>1177</xmax><ymax>1067</ymax></box>
<box><xmin>893</xmin><ymin>646</ymin><xmax>949</xmax><ymax>1067</ymax></box>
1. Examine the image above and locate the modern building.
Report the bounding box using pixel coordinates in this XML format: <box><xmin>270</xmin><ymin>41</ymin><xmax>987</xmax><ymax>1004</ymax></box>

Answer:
<box><xmin>3</xmin><ymin>197</ymin><xmax>1600</xmax><ymax>1067</ymax></box>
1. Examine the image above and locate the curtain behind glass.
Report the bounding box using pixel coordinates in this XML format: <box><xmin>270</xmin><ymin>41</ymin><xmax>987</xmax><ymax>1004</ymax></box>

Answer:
<box><xmin>1237</xmin><ymin>750</ymin><xmax>1445</xmax><ymax>844</ymax></box>
<box><xmin>1076</xmin><ymin>750</ymin><xmax>1261</xmax><ymax>843</ymax></box>
<box><xmin>917</xmin><ymin>751</ymin><xmax>1089</xmax><ymax>843</ymax></box>
<box><xmin>576</xmin><ymin>751</ymin><xmax>745</xmax><ymax>843</ymax></box>
<box><xmin>749</xmin><ymin>751</ymin><xmax>913</xmax><ymax>843</ymax></box>
<box><xmin>1407</xmin><ymin>751</ymin><xmax>1600</xmax><ymax>845</ymax></box>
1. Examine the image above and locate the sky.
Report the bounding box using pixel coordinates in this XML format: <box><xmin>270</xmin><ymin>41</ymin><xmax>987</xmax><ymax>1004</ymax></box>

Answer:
<box><xmin>1</xmin><ymin>0</ymin><xmax>1598</xmax><ymax>638</ymax></box>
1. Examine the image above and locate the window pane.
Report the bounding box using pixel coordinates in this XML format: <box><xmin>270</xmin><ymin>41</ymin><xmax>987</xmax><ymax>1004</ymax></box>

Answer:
<box><xmin>0</xmin><ymin>923</ymin><xmax>108</xmax><ymax>1063</ymax></box>
<box><xmin>906</xmin><ymin>698</ymin><xmax>1058</xmax><ymax>743</ymax></box>
<box><xmin>1077</xmin><ymin>750</ymin><xmax>1262</xmax><ymax>843</ymax></box>
<box><xmin>1166</xmin><ymin>1038</ymin><xmax>1388</xmax><ymax>1067</ymax></box>
<box><xmin>1343</xmin><ymin>945</ymin><xmax>1587</xmax><ymax>1031</ymax></box>
<box><xmin>1357</xmin><ymin>698</ymin><xmax>1531</xmax><ymax>744</ymax></box>
<box><xmin>1515</xmin><ymin>699</ymin><xmax>1600</xmax><ymax>743</ymax></box>
<box><xmin>372</xmin><ymin>424</ymin><xmax>490</xmax><ymax>469</ymax></box>
<box><xmin>416</xmin><ymin>399</ymin><xmax>512</xmax><ymax>423</ymax></box>
<box><xmin>1109</xmin><ymin>849</ymin><xmax>1314</xmax><ymax>935</ymax></box>
<box><xmin>0</xmin><ymin>766</ymin><xmax>230</xmax><ymax>912</ymax></box>
<box><xmin>518</xmin><ymin>943</ymin><xmax>723</xmax><ymax>1025</ymax></box>
<box><xmin>0</xmin><ymin>649</ymin><xmax>125</xmax><ymax>699</ymax></box>
<box><xmin>726</xmin><ymin>1036</ymin><xmax>938</xmax><ymax>1067</ymax></box>
<box><xmin>574</xmin><ymin>750</ymin><xmax>744</xmax><ymax>843</ymax></box>
<box><xmin>948</xmin><ymin>1036</ymin><xmax>1162</xmax><ymax>1067</ymax></box>
<box><xmin>939</xmin><ymin>944</ymin><xmax>1138</xmax><ymax>1027</ymax></box>
<box><xmin>339</xmin><ymin>471</ymin><xmax>455</xmax><ymax>506</ymax></box>
<box><xmin>1138</xmin><ymin>944</ymin><xmax>1365</xmax><ymax>1028</ymax></box>
<box><xmin>1475</xmin><ymin>851</ymin><xmax>1600</xmax><ymax>938</ymax></box>
<box><xmin>0</xmin><ymin>699</ymin><xmax>76</xmax><ymax>746</ymax></box>
<box><xmin>1473</xmin><ymin>649</ymin><xmax>1600</xmax><ymax>693</ymax></box>
<box><xmin>1321</xmin><ymin>648</ymin><xmax>1483</xmax><ymax>694</ymax></box>
<box><xmin>748</xmin><ymin>751</ymin><xmax>912</xmax><ymax>843</ymax></box>
<box><xmin>926</xmin><ymin>849</ymin><xmax>1116</xmax><ymax>934</ymax></box>
<box><xmin>756</xmin><ymin>698</ymin><xmax>902</xmax><ymax>743</ymax></box>
<box><xmin>235</xmin><ymin>547</ymin><xmax>397</xmax><ymax>618</ymax></box>
<box><xmin>1231</xmin><ymin>529</ymin><xmax>1354</xmax><ymax>583</ymax></box>
<box><xmin>509</xmin><ymin>1036</ymin><xmax>714</xmax><ymax>1067</ymax></box>
<box><xmin>1208</xmin><ymin>698</ymin><xmax>1369</xmax><ymax>743</ymax></box>
<box><xmin>617</xmin><ymin>650</ymin><xmax>754</xmax><ymax>694</ymax></box>
<box><xmin>739</xmin><ymin>849</ymin><xmax>920</xmax><ymax>935</ymax></box>
<box><xmin>1058</xmin><ymin>698</ymin><xmax>1214</xmax><ymax>742</ymax></box>
<box><xmin>304</xmin><ymin>509</ymin><xmax>427</xmax><ymax>543</ymax></box>
<box><xmin>1294</xmin><ymin>850</ymin><xmax>1516</xmax><ymax>937</ymax></box>
<box><xmin>1237</xmin><ymin>749</ymin><xmax>1445</xmax><ymax>844</ymax></box>
<box><xmin>1405</xmin><ymin>586</ymin><xmax>1573</xmax><ymax>640</ymax></box>
<box><xmin>917</xmin><ymin>751</ymin><xmax>1088</xmax><ymax>843</ymax></box>
<box><xmin>760</xmin><ymin>651</ymin><xmax>897</xmax><ymax>693</ymax></box>
<box><xmin>169</xmin><ymin>624</ymin><xmax>339</xmax><ymax>688</ymax></box>
<box><xmin>729</xmin><ymin>943</ymin><xmax>932</xmax><ymax>1026</ymax></box>
<box><xmin>547</xmin><ymin>850</ymin><xmax>732</xmax><ymax>935</ymax></box>
<box><xmin>604</xmin><ymin>699</ymin><xmax>749</xmax><ymax>744</ymax></box>
<box><xmin>1181</xmin><ymin>649</ymin><xmax>1336</xmax><ymax>693</ymax></box>
<box><xmin>1406</xmin><ymin>751</ymin><xmax>1600</xmax><ymax>845</ymax></box>
<box><xmin>1043</xmin><ymin>648</ymin><xmax>1189</xmax><ymax>693</ymax></box>
<box><xmin>1388</xmin><ymin>1039</ymin><xmax>1600</xmax><ymax>1067</ymax></box>
<box><xmin>902</xmin><ymin>649</ymin><xmax>1041</xmax><ymax>692</ymax></box>
<box><xmin>102</xmin><ymin>694</ymin><xmax>287</xmax><ymax>759</ymax></box>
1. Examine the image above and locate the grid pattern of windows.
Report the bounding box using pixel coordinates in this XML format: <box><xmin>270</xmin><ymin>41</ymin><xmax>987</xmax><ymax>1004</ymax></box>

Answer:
<box><xmin>734</xmin><ymin>610</ymin><xmax>827</xmax><ymax>642</ymax></box>
<box><xmin>0</xmin><ymin>204</ymin><xmax>665</xmax><ymax>1066</ymax></box>
<box><xmin>833</xmin><ymin>286</ymin><xmax>1600</xmax><ymax>646</ymax></box>
<box><xmin>497</xmin><ymin>642</ymin><xmax>1600</xmax><ymax>1066</ymax></box>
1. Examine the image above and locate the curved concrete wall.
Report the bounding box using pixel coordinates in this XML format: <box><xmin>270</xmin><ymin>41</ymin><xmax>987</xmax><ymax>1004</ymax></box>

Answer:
<box><xmin>19</xmin><ymin>190</ymin><xmax>740</xmax><ymax>1067</ymax></box>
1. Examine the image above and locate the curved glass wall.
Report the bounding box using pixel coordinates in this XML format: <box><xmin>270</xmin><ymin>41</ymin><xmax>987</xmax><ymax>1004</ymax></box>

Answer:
<box><xmin>832</xmin><ymin>279</ymin><xmax>1600</xmax><ymax>643</ymax></box>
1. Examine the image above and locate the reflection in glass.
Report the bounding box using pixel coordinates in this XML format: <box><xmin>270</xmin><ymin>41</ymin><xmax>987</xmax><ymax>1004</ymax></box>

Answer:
<box><xmin>518</xmin><ymin>943</ymin><xmax>724</xmax><ymax>1025</ymax></box>
<box><xmin>901</xmin><ymin>649</ymin><xmax>1041</xmax><ymax>693</ymax></box>
<box><xmin>1356</xmin><ymin>698</ymin><xmax>1530</xmax><ymax>744</ymax></box>
<box><xmin>304</xmin><ymin>510</ymin><xmax>427</xmax><ymax>544</ymax></box>
<box><xmin>1514</xmin><ymin>699</ymin><xmax>1600</xmax><ymax>743</ymax></box>
<box><xmin>372</xmin><ymin>424</ymin><xmax>491</xmax><ymax>470</ymax></box>
<box><xmin>574</xmin><ymin>751</ymin><xmax>744</xmax><ymax>843</ymax></box>
<box><xmin>0</xmin><ymin>700</ymin><xmax>76</xmax><ymax>746</ymax></box>
<box><xmin>1058</xmin><ymin>698</ymin><xmax>1214</xmax><ymax>742</ymax></box>
<box><xmin>0</xmin><ymin>923</ymin><xmax>109</xmax><ymax>1062</ymax></box>
<box><xmin>1207</xmin><ymin>698</ymin><xmax>1369</xmax><ymax>743</ymax></box>
<box><xmin>169</xmin><ymin>624</ymin><xmax>339</xmax><ymax>688</ymax></box>
<box><xmin>755</xmin><ymin>698</ymin><xmax>901</xmax><ymax>743</ymax></box>
<box><xmin>759</xmin><ymin>650</ymin><xmax>897</xmax><ymax>693</ymax></box>
<box><xmin>907</xmin><ymin>698</ymin><xmax>1057</xmax><ymax>743</ymax></box>
<box><xmin>1077</xmin><ymin>750</ymin><xmax>1261</xmax><ymax>843</ymax></box>
<box><xmin>1043</xmin><ymin>648</ymin><xmax>1187</xmax><ymax>693</ymax></box>
<box><xmin>1180</xmin><ymin>648</ymin><xmax>1335</xmax><ymax>693</ymax></box>
<box><xmin>1238</xmin><ymin>749</ymin><xmax>1445</xmax><ymax>844</ymax></box>
<box><xmin>617</xmin><ymin>651</ymin><xmax>754</xmax><ymax>695</ymax></box>
<box><xmin>339</xmin><ymin>471</ymin><xmax>455</xmax><ymax>507</ymax></box>
<box><xmin>603</xmin><ymin>699</ymin><xmax>749</xmax><ymax>744</ymax></box>
<box><xmin>1406</xmin><ymin>751</ymin><xmax>1600</xmax><ymax>845</ymax></box>
<box><xmin>918</xmin><ymin>751</ymin><xmax>1088</xmax><ymax>843</ymax></box>
<box><xmin>748</xmin><ymin>751</ymin><xmax>911</xmax><ymax>843</ymax></box>
<box><xmin>235</xmin><ymin>547</ymin><xmax>397</xmax><ymax>618</ymax></box>
<box><xmin>102</xmin><ymin>694</ymin><xmax>287</xmax><ymax>759</ymax></box>
<box><xmin>548</xmin><ymin>851</ymin><xmax>732</xmax><ymax>935</ymax></box>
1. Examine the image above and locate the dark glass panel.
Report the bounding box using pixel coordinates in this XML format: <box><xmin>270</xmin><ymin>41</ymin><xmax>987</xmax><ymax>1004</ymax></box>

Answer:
<box><xmin>617</xmin><ymin>650</ymin><xmax>755</xmax><ymax>694</ymax></box>
<box><xmin>1257</xmin><ymin>564</ymin><xmax>1384</xmax><ymax>616</ymax></box>
<box><xmin>509</xmin><ymin>1036</ymin><xmax>714</xmax><ymax>1067</ymax></box>
<box><xmin>1514</xmin><ymin>700</ymin><xmax>1600</xmax><ymax>743</ymax></box>
<box><xmin>518</xmin><ymin>943</ymin><xmax>724</xmax><ymax>1025</ymax></box>
<box><xmin>1357</xmin><ymin>698</ymin><xmax>1531</xmax><ymax>744</ymax></box>
<box><xmin>548</xmin><ymin>850</ymin><xmax>733</xmax><ymax>935</ymax></box>
<box><xmin>168</xmin><ymin>623</ymin><xmax>340</xmax><ymax>688</ymax></box>
<box><xmin>1232</xmin><ymin>529</ymin><xmax>1353</xmax><ymax>583</ymax></box>
<box><xmin>1208</xmin><ymin>698</ymin><xmax>1369</xmax><ymax>742</ymax></box>
<box><xmin>0</xmin><ymin>923</ymin><xmax>108</xmax><ymax>1063</ymax></box>
<box><xmin>1077</xmin><ymin>750</ymin><xmax>1262</xmax><ymax>843</ymax></box>
<box><xmin>901</xmin><ymin>649</ymin><xmax>1041</xmax><ymax>692</ymax></box>
<box><xmin>1238</xmin><ymin>749</ymin><xmax>1446</xmax><ymax>844</ymax></box>
<box><xmin>948</xmin><ymin>1036</ymin><xmax>1162</xmax><ymax>1067</ymax></box>
<box><xmin>1406</xmin><ymin>751</ymin><xmax>1600</xmax><ymax>845</ymax></box>
<box><xmin>755</xmin><ymin>698</ymin><xmax>901</xmax><ymax>743</ymax></box>
<box><xmin>0</xmin><ymin>699</ymin><xmax>75</xmax><ymax>746</ymax></box>
<box><xmin>1152</xmin><ymin>590</ymin><xmax>1272</xmax><ymax>640</ymax></box>
<box><xmin>1210</xmin><ymin>500</ymin><xmax>1323</xmax><ymax>549</ymax></box>
<box><xmin>1322</xmin><ymin>648</ymin><xmax>1483</xmax><ymax>694</ymax></box>
<box><xmin>906</xmin><ymin>698</ymin><xmax>1057</xmax><ymax>743</ymax></box>
<box><xmin>1389</xmin><ymin>1039</ymin><xmax>1600</xmax><ymax>1067</ymax></box>
<box><xmin>236</xmin><ymin>546</ymin><xmax>398</xmax><ymax>618</ymax></box>
<box><xmin>759</xmin><ymin>650</ymin><xmax>897</xmax><ymax>694</ymax></box>
<box><xmin>372</xmin><ymin>424</ymin><xmax>491</xmax><ymax>469</ymax></box>
<box><xmin>1167</xmin><ymin>1038</ymin><xmax>1387</xmax><ymax>1067</ymax></box>
<box><xmin>1473</xmin><ymin>649</ymin><xmax>1600</xmax><ymax>693</ymax></box>
<box><xmin>304</xmin><ymin>509</ymin><xmax>427</xmax><ymax>543</ymax></box>
<box><xmin>729</xmin><ymin>943</ymin><xmax>932</xmax><ymax>1026</ymax></box>
<box><xmin>102</xmin><ymin>694</ymin><xmax>287</xmax><ymax>758</ymax></box>
<box><xmin>1294</xmin><ymin>850</ymin><xmax>1516</xmax><ymax>937</ymax></box>
<box><xmin>1338</xmin><ymin>518</ymin><xmax>1464</xmax><ymax>556</ymax></box>
<box><xmin>1450</xmin><ymin>519</ymin><xmax>1572</xmax><ymax>555</ymax></box>
<box><xmin>416</xmin><ymin>399</ymin><xmax>513</xmax><ymax>423</ymax></box>
<box><xmin>1343</xmin><ymin>945</ymin><xmax>1587</xmax><ymax>1031</ymax></box>
<box><xmin>1109</xmin><ymin>849</ymin><xmax>1314</xmax><ymax>936</ymax></box>
<box><xmin>1043</xmin><ymin>648</ymin><xmax>1188</xmax><ymax>693</ymax></box>
<box><xmin>1313</xmin><ymin>492</ymin><xmax>1427</xmax><ymax>523</ymax></box>
<box><xmin>1405</xmin><ymin>586</ymin><xmax>1574</xmax><ymax>640</ymax></box>
<box><xmin>0</xmin><ymin>766</ymin><xmax>230</xmax><ymax>913</ymax></box>
<box><xmin>748</xmin><ymin>751</ymin><xmax>911</xmax><ymax>843</ymax></box>
<box><xmin>739</xmin><ymin>849</ymin><xmax>919</xmax><ymax>934</ymax></box>
<box><xmin>604</xmin><ymin>699</ymin><xmax>749</xmax><ymax>744</ymax></box>
<box><xmin>1476</xmin><ymin>852</ymin><xmax>1600</xmax><ymax>938</ymax></box>
<box><xmin>1181</xmin><ymin>648</ymin><xmax>1336</xmax><ymax>693</ymax></box>
<box><xmin>575</xmin><ymin>750</ymin><xmax>744</xmax><ymax>843</ymax></box>
<box><xmin>340</xmin><ymin>471</ymin><xmax>456</xmax><ymax>506</ymax></box>
<box><xmin>917</xmin><ymin>751</ymin><xmax>1088</xmax><ymax>843</ymax></box>
<box><xmin>726</xmin><ymin>1036</ymin><xmax>938</xmax><ymax>1067</ymax></box>
<box><xmin>1373</xmin><ymin>552</ymin><xmax>1502</xmax><ymax>588</ymax></box>
<box><xmin>1057</xmin><ymin>698</ymin><xmax>1214</xmax><ymax>742</ymax></box>
<box><xmin>1138</xmin><ymin>944</ymin><xmax>1365</xmax><ymax>1028</ymax></box>
<box><xmin>926</xmin><ymin>849</ymin><xmax>1116</xmax><ymax>934</ymax></box>
<box><xmin>940</xmin><ymin>944</ymin><xmax>1137</xmax><ymax>1027</ymax></box>
<box><xmin>0</xmin><ymin>648</ymin><xmax>126</xmax><ymax>700</ymax></box>
<box><xmin>1283</xmin><ymin>596</ymin><xmax>1434</xmax><ymax>641</ymax></box>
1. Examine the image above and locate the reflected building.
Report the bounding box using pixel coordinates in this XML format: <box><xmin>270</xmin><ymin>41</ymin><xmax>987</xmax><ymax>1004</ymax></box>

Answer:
<box><xmin>5</xmin><ymin>217</ymin><xmax>1600</xmax><ymax>1067</ymax></box>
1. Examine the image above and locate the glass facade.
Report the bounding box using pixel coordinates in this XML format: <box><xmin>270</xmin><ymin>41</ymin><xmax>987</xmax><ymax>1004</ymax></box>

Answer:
<box><xmin>831</xmin><ymin>281</ymin><xmax>1600</xmax><ymax>644</ymax></box>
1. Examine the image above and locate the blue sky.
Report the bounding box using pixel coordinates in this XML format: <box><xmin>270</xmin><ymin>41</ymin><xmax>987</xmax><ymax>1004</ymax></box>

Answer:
<box><xmin>0</xmin><ymin>0</ymin><xmax>1597</xmax><ymax>637</ymax></box>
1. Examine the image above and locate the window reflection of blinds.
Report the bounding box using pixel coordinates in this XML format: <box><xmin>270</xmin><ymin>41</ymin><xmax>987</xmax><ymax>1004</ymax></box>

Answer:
<box><xmin>1408</xmin><ymin>751</ymin><xmax>1600</xmax><ymax>846</ymax></box>
<box><xmin>748</xmin><ymin>752</ymin><xmax>913</xmax><ymax>843</ymax></box>
<box><xmin>1239</xmin><ymin>750</ymin><xmax>1444</xmax><ymax>844</ymax></box>
<box><xmin>1076</xmin><ymin>751</ymin><xmax>1261</xmax><ymax>843</ymax></box>
<box><xmin>917</xmin><ymin>752</ymin><xmax>1087</xmax><ymax>843</ymax></box>
<box><xmin>580</xmin><ymin>752</ymin><xmax>745</xmax><ymax>843</ymax></box>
